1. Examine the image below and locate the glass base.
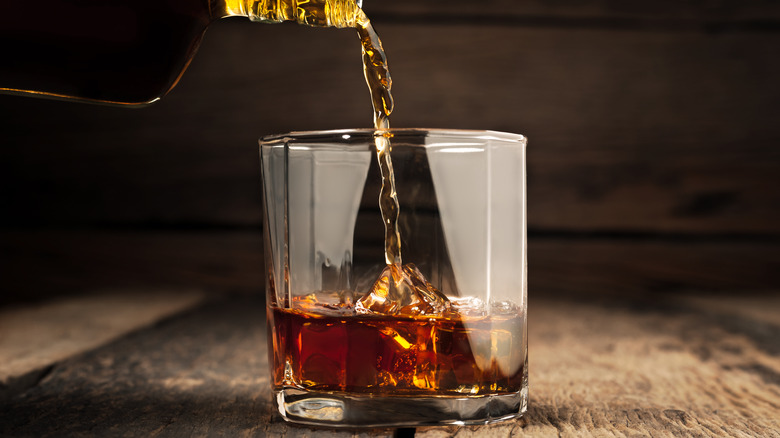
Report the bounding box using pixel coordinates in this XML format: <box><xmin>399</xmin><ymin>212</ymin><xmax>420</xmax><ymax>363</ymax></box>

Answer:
<box><xmin>274</xmin><ymin>386</ymin><xmax>528</xmax><ymax>427</ymax></box>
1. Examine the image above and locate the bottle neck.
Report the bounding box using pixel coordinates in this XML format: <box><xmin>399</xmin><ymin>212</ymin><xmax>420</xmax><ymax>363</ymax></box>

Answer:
<box><xmin>217</xmin><ymin>0</ymin><xmax>368</xmax><ymax>28</ymax></box>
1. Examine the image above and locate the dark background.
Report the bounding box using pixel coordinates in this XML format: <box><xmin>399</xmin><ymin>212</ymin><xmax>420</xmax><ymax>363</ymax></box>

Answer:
<box><xmin>1</xmin><ymin>0</ymin><xmax>779</xmax><ymax>304</ymax></box>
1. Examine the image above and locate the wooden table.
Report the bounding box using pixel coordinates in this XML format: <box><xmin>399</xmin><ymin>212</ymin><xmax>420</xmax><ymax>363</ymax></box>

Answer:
<box><xmin>2</xmin><ymin>286</ymin><xmax>778</xmax><ymax>437</ymax></box>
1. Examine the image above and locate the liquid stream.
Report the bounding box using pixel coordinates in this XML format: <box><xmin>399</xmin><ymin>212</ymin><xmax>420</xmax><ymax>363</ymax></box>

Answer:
<box><xmin>354</xmin><ymin>14</ymin><xmax>454</xmax><ymax>315</ymax></box>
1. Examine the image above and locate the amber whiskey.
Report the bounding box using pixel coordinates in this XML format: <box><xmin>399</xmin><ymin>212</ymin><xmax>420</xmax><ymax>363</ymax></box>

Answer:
<box><xmin>269</xmin><ymin>295</ymin><xmax>526</xmax><ymax>396</ymax></box>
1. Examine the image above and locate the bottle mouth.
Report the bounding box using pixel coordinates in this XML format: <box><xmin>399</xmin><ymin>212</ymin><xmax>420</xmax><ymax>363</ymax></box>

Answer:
<box><xmin>235</xmin><ymin>0</ymin><xmax>365</xmax><ymax>28</ymax></box>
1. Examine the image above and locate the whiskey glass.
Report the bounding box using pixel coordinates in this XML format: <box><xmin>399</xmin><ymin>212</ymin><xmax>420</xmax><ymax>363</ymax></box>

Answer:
<box><xmin>260</xmin><ymin>129</ymin><xmax>527</xmax><ymax>427</ymax></box>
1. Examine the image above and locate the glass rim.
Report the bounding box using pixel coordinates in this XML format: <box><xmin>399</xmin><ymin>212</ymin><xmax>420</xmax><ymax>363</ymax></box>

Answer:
<box><xmin>259</xmin><ymin>128</ymin><xmax>527</xmax><ymax>146</ymax></box>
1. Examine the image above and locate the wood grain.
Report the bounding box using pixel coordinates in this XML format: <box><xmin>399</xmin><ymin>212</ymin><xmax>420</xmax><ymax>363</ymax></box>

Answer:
<box><xmin>417</xmin><ymin>294</ymin><xmax>780</xmax><ymax>437</ymax></box>
<box><xmin>1</xmin><ymin>293</ymin><xmax>777</xmax><ymax>436</ymax></box>
<box><xmin>1</xmin><ymin>20</ymin><xmax>778</xmax><ymax>233</ymax></box>
<box><xmin>0</xmin><ymin>290</ymin><xmax>205</xmax><ymax>399</ymax></box>
<box><xmin>0</xmin><ymin>296</ymin><xmax>395</xmax><ymax>438</ymax></box>
<box><xmin>0</xmin><ymin>231</ymin><xmax>265</xmax><ymax>304</ymax></box>
<box><xmin>2</xmin><ymin>231</ymin><xmax>778</xmax><ymax>306</ymax></box>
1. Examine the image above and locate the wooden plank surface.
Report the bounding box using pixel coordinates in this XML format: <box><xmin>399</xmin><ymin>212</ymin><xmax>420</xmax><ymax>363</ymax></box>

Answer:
<box><xmin>1</xmin><ymin>293</ymin><xmax>778</xmax><ymax>436</ymax></box>
<box><xmin>417</xmin><ymin>293</ymin><xmax>780</xmax><ymax>437</ymax></box>
<box><xmin>2</xmin><ymin>231</ymin><xmax>779</xmax><ymax>306</ymax></box>
<box><xmin>1</xmin><ymin>20</ymin><xmax>778</xmax><ymax>234</ymax></box>
<box><xmin>0</xmin><ymin>296</ymin><xmax>395</xmax><ymax>438</ymax></box>
<box><xmin>0</xmin><ymin>290</ymin><xmax>205</xmax><ymax>400</ymax></box>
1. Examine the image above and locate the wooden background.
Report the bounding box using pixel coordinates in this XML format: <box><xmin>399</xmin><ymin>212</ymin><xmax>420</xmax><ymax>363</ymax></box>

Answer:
<box><xmin>1</xmin><ymin>0</ymin><xmax>779</xmax><ymax>298</ymax></box>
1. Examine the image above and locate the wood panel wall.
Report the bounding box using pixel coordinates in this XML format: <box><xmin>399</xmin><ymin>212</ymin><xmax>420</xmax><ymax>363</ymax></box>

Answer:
<box><xmin>1</xmin><ymin>1</ymin><xmax>778</xmax><ymax>300</ymax></box>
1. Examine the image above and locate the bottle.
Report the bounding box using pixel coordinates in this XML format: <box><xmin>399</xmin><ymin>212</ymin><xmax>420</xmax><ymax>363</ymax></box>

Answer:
<box><xmin>0</xmin><ymin>0</ymin><xmax>363</xmax><ymax>106</ymax></box>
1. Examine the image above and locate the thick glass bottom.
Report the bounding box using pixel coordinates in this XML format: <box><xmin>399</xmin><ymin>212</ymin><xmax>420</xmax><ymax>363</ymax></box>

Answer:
<box><xmin>274</xmin><ymin>386</ymin><xmax>528</xmax><ymax>427</ymax></box>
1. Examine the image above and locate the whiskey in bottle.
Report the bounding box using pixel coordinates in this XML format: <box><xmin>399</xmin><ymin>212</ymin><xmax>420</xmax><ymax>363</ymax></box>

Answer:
<box><xmin>0</xmin><ymin>0</ymin><xmax>364</xmax><ymax>105</ymax></box>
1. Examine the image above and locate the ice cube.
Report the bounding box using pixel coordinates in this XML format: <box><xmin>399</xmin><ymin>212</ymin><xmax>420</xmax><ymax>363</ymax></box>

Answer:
<box><xmin>355</xmin><ymin>263</ymin><xmax>451</xmax><ymax>316</ymax></box>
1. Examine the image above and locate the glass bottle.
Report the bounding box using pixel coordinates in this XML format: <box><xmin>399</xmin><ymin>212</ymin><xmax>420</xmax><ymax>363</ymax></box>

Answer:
<box><xmin>0</xmin><ymin>0</ymin><xmax>364</xmax><ymax>106</ymax></box>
